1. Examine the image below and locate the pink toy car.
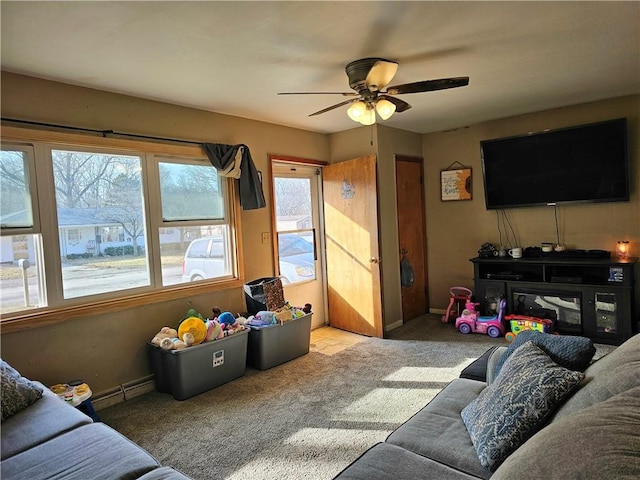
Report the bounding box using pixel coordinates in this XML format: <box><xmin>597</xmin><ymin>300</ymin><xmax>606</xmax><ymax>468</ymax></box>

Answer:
<box><xmin>455</xmin><ymin>299</ymin><xmax>506</xmax><ymax>338</ymax></box>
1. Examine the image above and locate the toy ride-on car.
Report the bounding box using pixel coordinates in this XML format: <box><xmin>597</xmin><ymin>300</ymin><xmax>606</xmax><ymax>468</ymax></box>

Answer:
<box><xmin>455</xmin><ymin>299</ymin><xmax>506</xmax><ymax>338</ymax></box>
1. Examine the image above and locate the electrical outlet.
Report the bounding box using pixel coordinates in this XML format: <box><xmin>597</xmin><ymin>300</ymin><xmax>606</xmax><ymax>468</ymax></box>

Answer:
<box><xmin>261</xmin><ymin>232</ymin><xmax>271</xmax><ymax>244</ymax></box>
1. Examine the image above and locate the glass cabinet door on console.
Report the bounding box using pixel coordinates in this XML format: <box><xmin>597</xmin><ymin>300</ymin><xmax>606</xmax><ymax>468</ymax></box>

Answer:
<box><xmin>583</xmin><ymin>287</ymin><xmax>633</xmax><ymax>343</ymax></box>
<box><xmin>474</xmin><ymin>280</ymin><xmax>506</xmax><ymax>316</ymax></box>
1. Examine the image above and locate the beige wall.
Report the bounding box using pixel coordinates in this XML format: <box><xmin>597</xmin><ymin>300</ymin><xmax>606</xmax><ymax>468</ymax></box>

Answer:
<box><xmin>423</xmin><ymin>95</ymin><xmax>640</xmax><ymax>312</ymax></box>
<box><xmin>376</xmin><ymin>126</ymin><xmax>423</xmax><ymax>328</ymax></box>
<box><xmin>1</xmin><ymin>71</ymin><xmax>637</xmax><ymax>395</ymax></box>
<box><xmin>0</xmin><ymin>72</ymin><xmax>328</xmax><ymax>393</ymax></box>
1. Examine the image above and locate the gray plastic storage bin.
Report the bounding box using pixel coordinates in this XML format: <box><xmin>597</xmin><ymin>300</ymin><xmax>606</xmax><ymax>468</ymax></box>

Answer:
<box><xmin>247</xmin><ymin>313</ymin><xmax>312</xmax><ymax>370</ymax></box>
<box><xmin>148</xmin><ymin>328</ymin><xmax>248</xmax><ymax>400</ymax></box>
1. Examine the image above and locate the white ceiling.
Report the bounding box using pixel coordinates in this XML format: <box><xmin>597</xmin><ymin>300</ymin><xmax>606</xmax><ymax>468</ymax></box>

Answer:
<box><xmin>1</xmin><ymin>1</ymin><xmax>638</xmax><ymax>135</ymax></box>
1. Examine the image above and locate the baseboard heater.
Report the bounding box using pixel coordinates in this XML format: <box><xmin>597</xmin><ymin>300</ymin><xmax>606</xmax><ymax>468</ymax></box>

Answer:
<box><xmin>91</xmin><ymin>375</ymin><xmax>155</xmax><ymax>411</ymax></box>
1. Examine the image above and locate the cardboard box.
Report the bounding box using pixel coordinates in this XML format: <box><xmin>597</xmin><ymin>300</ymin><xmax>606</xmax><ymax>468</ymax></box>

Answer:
<box><xmin>247</xmin><ymin>313</ymin><xmax>312</xmax><ymax>370</ymax></box>
<box><xmin>148</xmin><ymin>328</ymin><xmax>248</xmax><ymax>400</ymax></box>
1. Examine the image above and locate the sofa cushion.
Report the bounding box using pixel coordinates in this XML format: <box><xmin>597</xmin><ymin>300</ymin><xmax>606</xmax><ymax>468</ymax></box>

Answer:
<box><xmin>386</xmin><ymin>378</ymin><xmax>491</xmax><ymax>479</ymax></box>
<box><xmin>1</xmin><ymin>359</ymin><xmax>43</xmax><ymax>421</ymax></box>
<box><xmin>553</xmin><ymin>332</ymin><xmax>640</xmax><ymax>420</ymax></box>
<box><xmin>461</xmin><ymin>342</ymin><xmax>584</xmax><ymax>471</ymax></box>
<box><xmin>494</xmin><ymin>331</ymin><xmax>595</xmax><ymax>378</ymax></box>
<box><xmin>332</xmin><ymin>442</ymin><xmax>479</xmax><ymax>480</ymax></box>
<box><xmin>492</xmin><ymin>385</ymin><xmax>640</xmax><ymax>479</ymax></box>
<box><xmin>0</xmin><ymin>423</ymin><xmax>160</xmax><ymax>480</ymax></box>
<box><xmin>1</xmin><ymin>382</ymin><xmax>92</xmax><ymax>460</ymax></box>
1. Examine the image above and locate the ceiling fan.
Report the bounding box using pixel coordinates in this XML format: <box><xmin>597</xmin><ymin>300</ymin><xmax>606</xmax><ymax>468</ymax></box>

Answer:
<box><xmin>278</xmin><ymin>57</ymin><xmax>469</xmax><ymax>125</ymax></box>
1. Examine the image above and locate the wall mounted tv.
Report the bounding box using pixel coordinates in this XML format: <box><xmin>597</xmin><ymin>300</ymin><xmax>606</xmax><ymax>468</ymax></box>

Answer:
<box><xmin>480</xmin><ymin>118</ymin><xmax>629</xmax><ymax>210</ymax></box>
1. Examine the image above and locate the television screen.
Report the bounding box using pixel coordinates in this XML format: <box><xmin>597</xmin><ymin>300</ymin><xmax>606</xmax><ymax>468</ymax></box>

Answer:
<box><xmin>480</xmin><ymin>118</ymin><xmax>629</xmax><ymax>209</ymax></box>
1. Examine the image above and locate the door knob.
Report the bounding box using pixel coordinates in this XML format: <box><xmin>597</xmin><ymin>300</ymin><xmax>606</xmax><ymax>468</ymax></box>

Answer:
<box><xmin>369</xmin><ymin>257</ymin><xmax>381</xmax><ymax>264</ymax></box>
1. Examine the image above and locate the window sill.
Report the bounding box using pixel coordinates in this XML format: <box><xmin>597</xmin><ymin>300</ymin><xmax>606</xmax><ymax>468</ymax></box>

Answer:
<box><xmin>0</xmin><ymin>278</ymin><xmax>245</xmax><ymax>334</ymax></box>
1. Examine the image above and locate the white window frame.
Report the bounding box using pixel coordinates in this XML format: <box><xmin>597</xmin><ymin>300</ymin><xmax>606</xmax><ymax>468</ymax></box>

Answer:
<box><xmin>0</xmin><ymin>144</ymin><xmax>41</xmax><ymax>235</ymax></box>
<box><xmin>0</xmin><ymin>126</ymin><xmax>244</xmax><ymax>331</ymax></box>
<box><xmin>147</xmin><ymin>155</ymin><xmax>237</xmax><ymax>285</ymax></box>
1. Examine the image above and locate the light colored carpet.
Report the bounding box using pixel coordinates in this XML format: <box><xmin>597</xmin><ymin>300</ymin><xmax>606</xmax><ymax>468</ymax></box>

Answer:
<box><xmin>99</xmin><ymin>314</ymin><xmax>615</xmax><ymax>480</ymax></box>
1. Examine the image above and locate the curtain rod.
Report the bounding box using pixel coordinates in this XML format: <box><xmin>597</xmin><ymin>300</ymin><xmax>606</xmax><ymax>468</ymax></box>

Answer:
<box><xmin>1</xmin><ymin>117</ymin><xmax>203</xmax><ymax>146</ymax></box>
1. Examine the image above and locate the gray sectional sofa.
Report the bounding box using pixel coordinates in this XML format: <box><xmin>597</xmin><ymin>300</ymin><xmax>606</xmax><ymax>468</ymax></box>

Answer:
<box><xmin>3</xmin><ymin>334</ymin><xmax>639</xmax><ymax>480</ymax></box>
<box><xmin>334</xmin><ymin>332</ymin><xmax>640</xmax><ymax>479</ymax></box>
<box><xmin>1</xmin><ymin>363</ymin><xmax>191</xmax><ymax>480</ymax></box>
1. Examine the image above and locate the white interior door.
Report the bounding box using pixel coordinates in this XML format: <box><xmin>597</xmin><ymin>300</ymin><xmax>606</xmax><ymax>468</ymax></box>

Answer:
<box><xmin>271</xmin><ymin>162</ymin><xmax>326</xmax><ymax>330</ymax></box>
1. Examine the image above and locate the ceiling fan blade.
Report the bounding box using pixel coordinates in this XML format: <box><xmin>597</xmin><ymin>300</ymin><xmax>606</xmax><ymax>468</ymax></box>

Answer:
<box><xmin>386</xmin><ymin>77</ymin><xmax>469</xmax><ymax>95</ymax></box>
<box><xmin>278</xmin><ymin>92</ymin><xmax>357</xmax><ymax>96</ymax></box>
<box><xmin>378</xmin><ymin>95</ymin><xmax>411</xmax><ymax>113</ymax></box>
<box><xmin>309</xmin><ymin>99</ymin><xmax>357</xmax><ymax>117</ymax></box>
<box><xmin>365</xmin><ymin>60</ymin><xmax>398</xmax><ymax>91</ymax></box>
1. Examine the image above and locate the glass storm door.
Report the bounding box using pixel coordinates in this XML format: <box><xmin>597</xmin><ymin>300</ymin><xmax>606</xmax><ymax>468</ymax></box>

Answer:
<box><xmin>272</xmin><ymin>162</ymin><xmax>326</xmax><ymax>330</ymax></box>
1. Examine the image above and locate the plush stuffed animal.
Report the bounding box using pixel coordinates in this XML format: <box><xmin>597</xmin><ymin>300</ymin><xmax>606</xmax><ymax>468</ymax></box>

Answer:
<box><xmin>217</xmin><ymin>311</ymin><xmax>247</xmax><ymax>336</ymax></box>
<box><xmin>150</xmin><ymin>326</ymin><xmax>188</xmax><ymax>350</ymax></box>
<box><xmin>178</xmin><ymin>316</ymin><xmax>207</xmax><ymax>345</ymax></box>
<box><xmin>150</xmin><ymin>326</ymin><xmax>179</xmax><ymax>347</ymax></box>
<box><xmin>217</xmin><ymin>311</ymin><xmax>235</xmax><ymax>327</ymax></box>
<box><xmin>159</xmin><ymin>337</ymin><xmax>187</xmax><ymax>350</ymax></box>
<box><xmin>205</xmin><ymin>319</ymin><xmax>224</xmax><ymax>342</ymax></box>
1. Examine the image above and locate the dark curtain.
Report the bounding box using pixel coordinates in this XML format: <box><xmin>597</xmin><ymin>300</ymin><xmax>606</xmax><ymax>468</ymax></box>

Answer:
<box><xmin>202</xmin><ymin>143</ymin><xmax>266</xmax><ymax>210</ymax></box>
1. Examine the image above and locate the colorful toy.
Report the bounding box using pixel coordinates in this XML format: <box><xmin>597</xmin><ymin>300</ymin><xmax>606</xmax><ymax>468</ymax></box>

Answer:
<box><xmin>149</xmin><ymin>326</ymin><xmax>188</xmax><ymax>350</ymax></box>
<box><xmin>442</xmin><ymin>286</ymin><xmax>473</xmax><ymax>324</ymax></box>
<box><xmin>205</xmin><ymin>318</ymin><xmax>224</xmax><ymax>341</ymax></box>
<box><xmin>150</xmin><ymin>326</ymin><xmax>179</xmax><ymax>347</ymax></box>
<box><xmin>178</xmin><ymin>316</ymin><xmax>207</xmax><ymax>345</ymax></box>
<box><xmin>455</xmin><ymin>298</ymin><xmax>506</xmax><ymax>338</ymax></box>
<box><xmin>504</xmin><ymin>314</ymin><xmax>554</xmax><ymax>342</ymax></box>
<box><xmin>50</xmin><ymin>382</ymin><xmax>92</xmax><ymax>407</ymax></box>
<box><xmin>217</xmin><ymin>311</ymin><xmax>236</xmax><ymax>327</ymax></box>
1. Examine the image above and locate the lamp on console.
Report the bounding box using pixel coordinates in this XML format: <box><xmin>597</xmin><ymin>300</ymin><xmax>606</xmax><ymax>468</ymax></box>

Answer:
<box><xmin>616</xmin><ymin>241</ymin><xmax>629</xmax><ymax>258</ymax></box>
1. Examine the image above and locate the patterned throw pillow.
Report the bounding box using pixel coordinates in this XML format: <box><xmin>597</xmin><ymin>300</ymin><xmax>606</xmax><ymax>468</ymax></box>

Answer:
<box><xmin>1</xmin><ymin>359</ymin><xmax>43</xmax><ymax>421</ymax></box>
<box><xmin>461</xmin><ymin>341</ymin><xmax>584</xmax><ymax>471</ymax></box>
<box><xmin>494</xmin><ymin>330</ymin><xmax>595</xmax><ymax>378</ymax></box>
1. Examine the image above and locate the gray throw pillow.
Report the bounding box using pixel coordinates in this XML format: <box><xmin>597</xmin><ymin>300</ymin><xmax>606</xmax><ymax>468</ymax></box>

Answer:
<box><xmin>461</xmin><ymin>341</ymin><xmax>584</xmax><ymax>471</ymax></box>
<box><xmin>492</xmin><ymin>385</ymin><xmax>640</xmax><ymax>479</ymax></box>
<box><xmin>494</xmin><ymin>330</ymin><xmax>595</xmax><ymax>377</ymax></box>
<box><xmin>1</xmin><ymin>359</ymin><xmax>43</xmax><ymax>421</ymax></box>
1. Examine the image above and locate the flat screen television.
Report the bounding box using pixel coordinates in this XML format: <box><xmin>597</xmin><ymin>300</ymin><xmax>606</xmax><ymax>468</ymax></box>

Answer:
<box><xmin>480</xmin><ymin>118</ymin><xmax>629</xmax><ymax>210</ymax></box>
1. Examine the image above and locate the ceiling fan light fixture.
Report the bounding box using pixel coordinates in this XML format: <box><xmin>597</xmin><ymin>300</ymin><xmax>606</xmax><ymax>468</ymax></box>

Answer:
<box><xmin>375</xmin><ymin>98</ymin><xmax>396</xmax><ymax>120</ymax></box>
<box><xmin>347</xmin><ymin>101</ymin><xmax>368</xmax><ymax>122</ymax></box>
<box><xmin>359</xmin><ymin>107</ymin><xmax>376</xmax><ymax>125</ymax></box>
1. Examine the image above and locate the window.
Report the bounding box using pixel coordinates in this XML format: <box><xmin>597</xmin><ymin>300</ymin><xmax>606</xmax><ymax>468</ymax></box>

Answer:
<box><xmin>52</xmin><ymin>148</ymin><xmax>150</xmax><ymax>299</ymax></box>
<box><xmin>273</xmin><ymin>175</ymin><xmax>316</xmax><ymax>284</ymax></box>
<box><xmin>0</xmin><ymin>130</ymin><xmax>240</xmax><ymax>322</ymax></box>
<box><xmin>0</xmin><ymin>149</ymin><xmax>35</xmax><ymax>228</ymax></box>
<box><xmin>0</xmin><ymin>146</ymin><xmax>46</xmax><ymax>314</ymax></box>
<box><xmin>155</xmin><ymin>159</ymin><xmax>233</xmax><ymax>286</ymax></box>
<box><xmin>67</xmin><ymin>229</ymin><xmax>81</xmax><ymax>243</ymax></box>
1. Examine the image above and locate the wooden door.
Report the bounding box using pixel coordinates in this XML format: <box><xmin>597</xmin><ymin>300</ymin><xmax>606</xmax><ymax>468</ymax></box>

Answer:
<box><xmin>396</xmin><ymin>156</ymin><xmax>428</xmax><ymax>321</ymax></box>
<box><xmin>323</xmin><ymin>155</ymin><xmax>383</xmax><ymax>337</ymax></box>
